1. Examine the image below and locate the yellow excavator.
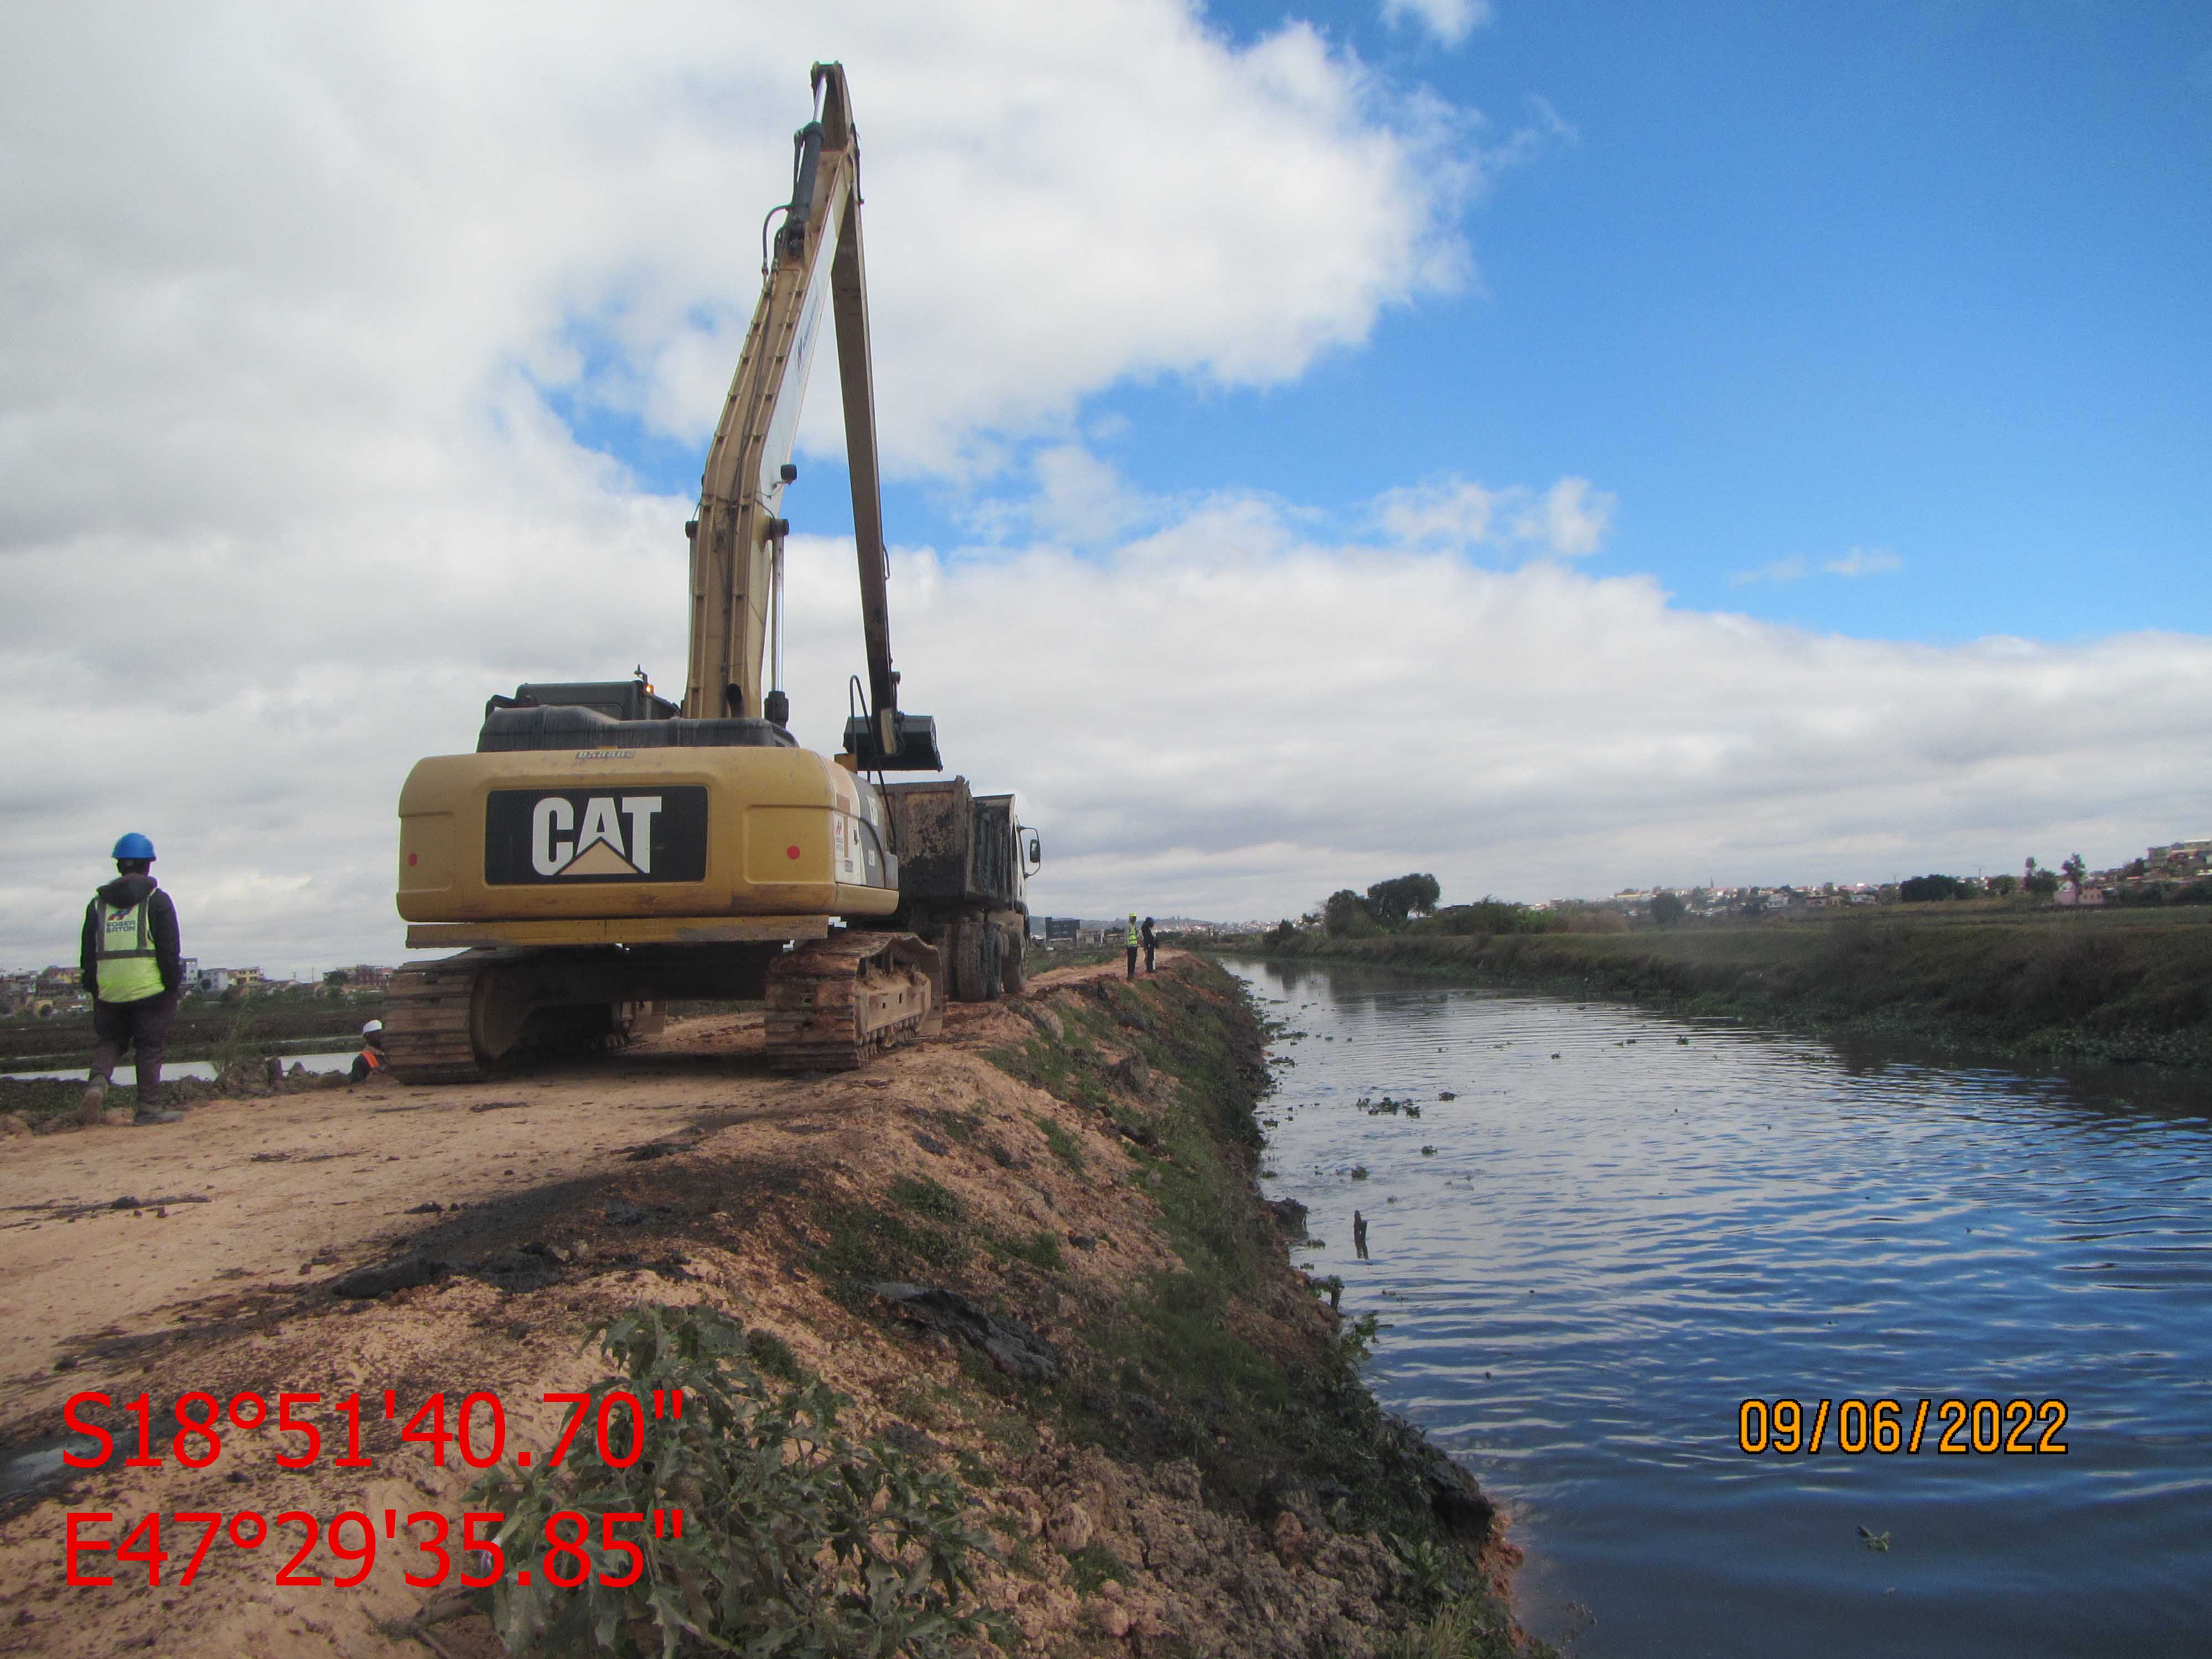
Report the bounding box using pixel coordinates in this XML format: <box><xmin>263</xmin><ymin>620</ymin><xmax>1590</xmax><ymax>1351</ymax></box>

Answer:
<box><xmin>386</xmin><ymin>63</ymin><xmax>1039</xmax><ymax>1079</ymax></box>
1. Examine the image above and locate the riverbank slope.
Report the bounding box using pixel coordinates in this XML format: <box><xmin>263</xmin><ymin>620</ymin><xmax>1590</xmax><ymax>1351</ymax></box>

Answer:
<box><xmin>1220</xmin><ymin>906</ymin><xmax>2212</xmax><ymax>1068</ymax></box>
<box><xmin>0</xmin><ymin>956</ymin><xmax>1524</xmax><ymax>1658</ymax></box>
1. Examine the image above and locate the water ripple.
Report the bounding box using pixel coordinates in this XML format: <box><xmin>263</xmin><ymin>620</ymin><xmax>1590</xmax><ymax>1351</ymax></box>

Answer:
<box><xmin>1232</xmin><ymin>958</ymin><xmax>2212</xmax><ymax>1657</ymax></box>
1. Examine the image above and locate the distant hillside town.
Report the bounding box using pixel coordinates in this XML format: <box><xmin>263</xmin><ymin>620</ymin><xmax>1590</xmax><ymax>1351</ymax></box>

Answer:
<box><xmin>1579</xmin><ymin>836</ymin><xmax>2211</xmax><ymax>922</ymax></box>
<box><xmin>1</xmin><ymin>962</ymin><xmax>395</xmax><ymax>1021</ymax></box>
<box><xmin>1028</xmin><ymin>916</ymin><xmax>1271</xmax><ymax>948</ymax></box>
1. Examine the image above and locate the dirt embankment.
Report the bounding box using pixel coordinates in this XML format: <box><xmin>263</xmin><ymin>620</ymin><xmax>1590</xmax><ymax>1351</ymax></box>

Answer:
<box><xmin>0</xmin><ymin>954</ymin><xmax>1521</xmax><ymax>1658</ymax></box>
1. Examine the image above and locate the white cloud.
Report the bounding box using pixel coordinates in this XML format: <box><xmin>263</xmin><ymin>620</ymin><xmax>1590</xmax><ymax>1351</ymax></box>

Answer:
<box><xmin>1733</xmin><ymin>546</ymin><xmax>1904</xmax><ymax>586</ymax></box>
<box><xmin>1374</xmin><ymin>472</ymin><xmax>1613</xmax><ymax>557</ymax></box>
<box><xmin>1019</xmin><ymin>445</ymin><xmax>1155</xmax><ymax>546</ymax></box>
<box><xmin>0</xmin><ymin>0</ymin><xmax>1480</xmax><ymax>524</ymax></box>
<box><xmin>1</xmin><ymin>2</ymin><xmax>2202</xmax><ymax>971</ymax></box>
<box><xmin>7</xmin><ymin>467</ymin><xmax>2206</xmax><ymax>964</ymax></box>
<box><xmin>1381</xmin><ymin>0</ymin><xmax>1494</xmax><ymax>49</ymax></box>
<box><xmin>1825</xmin><ymin>546</ymin><xmax>1903</xmax><ymax>578</ymax></box>
<box><xmin>1520</xmin><ymin>475</ymin><xmax>1615</xmax><ymax>556</ymax></box>
<box><xmin>1731</xmin><ymin>557</ymin><xmax>1811</xmax><ymax>587</ymax></box>
<box><xmin>1375</xmin><ymin>478</ymin><xmax>1503</xmax><ymax>545</ymax></box>
<box><xmin>771</xmin><ymin>500</ymin><xmax>2210</xmax><ymax>921</ymax></box>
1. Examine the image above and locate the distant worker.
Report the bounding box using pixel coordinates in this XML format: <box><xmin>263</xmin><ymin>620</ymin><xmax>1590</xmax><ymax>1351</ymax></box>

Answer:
<box><xmin>78</xmin><ymin>833</ymin><xmax>185</xmax><ymax>1127</ymax></box>
<box><xmin>1141</xmin><ymin>916</ymin><xmax>1157</xmax><ymax>975</ymax></box>
<box><xmin>1353</xmin><ymin>1209</ymin><xmax>1369</xmax><ymax>1260</ymax></box>
<box><xmin>351</xmin><ymin>1019</ymin><xmax>389</xmax><ymax>1083</ymax></box>
<box><xmin>1125</xmin><ymin>913</ymin><xmax>1139</xmax><ymax>979</ymax></box>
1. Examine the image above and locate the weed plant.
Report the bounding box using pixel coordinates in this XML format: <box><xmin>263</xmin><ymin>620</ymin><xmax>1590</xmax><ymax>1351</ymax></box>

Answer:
<box><xmin>468</xmin><ymin>1305</ymin><xmax>989</xmax><ymax>1658</ymax></box>
<box><xmin>1377</xmin><ymin>1592</ymin><xmax>1526</xmax><ymax>1659</ymax></box>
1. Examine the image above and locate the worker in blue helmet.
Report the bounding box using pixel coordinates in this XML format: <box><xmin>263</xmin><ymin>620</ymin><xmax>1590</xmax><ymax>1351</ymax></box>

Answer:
<box><xmin>78</xmin><ymin>833</ymin><xmax>187</xmax><ymax>1126</ymax></box>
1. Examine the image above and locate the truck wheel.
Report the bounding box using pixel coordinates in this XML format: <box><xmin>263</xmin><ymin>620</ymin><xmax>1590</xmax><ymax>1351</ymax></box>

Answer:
<box><xmin>999</xmin><ymin>930</ymin><xmax>1026</xmax><ymax>995</ymax></box>
<box><xmin>980</xmin><ymin>920</ymin><xmax>1003</xmax><ymax>999</ymax></box>
<box><xmin>950</xmin><ymin>918</ymin><xmax>1000</xmax><ymax>1002</ymax></box>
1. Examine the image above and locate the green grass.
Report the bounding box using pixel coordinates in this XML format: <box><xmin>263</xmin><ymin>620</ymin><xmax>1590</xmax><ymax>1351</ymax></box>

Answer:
<box><xmin>991</xmin><ymin>1229</ymin><xmax>1065</xmax><ymax>1271</ymax></box>
<box><xmin>888</xmin><ymin>1170</ymin><xmax>1064</xmax><ymax>1273</ymax></box>
<box><xmin>743</xmin><ymin>1327</ymin><xmax>803</xmax><ymax>1383</ymax></box>
<box><xmin>923</xmin><ymin>1107</ymin><xmax>983</xmax><ymax>1146</ymax></box>
<box><xmin>816</xmin><ymin>1201</ymin><xmax>969</xmax><ymax>1304</ymax></box>
<box><xmin>1062</xmin><ymin>1543</ymin><xmax>1129</xmax><ymax>1595</ymax></box>
<box><xmin>1031</xmin><ymin>1112</ymin><xmax>1087</xmax><ymax>1173</ymax></box>
<box><xmin>890</xmin><ymin>1174</ymin><xmax>963</xmax><ymax>1223</ymax></box>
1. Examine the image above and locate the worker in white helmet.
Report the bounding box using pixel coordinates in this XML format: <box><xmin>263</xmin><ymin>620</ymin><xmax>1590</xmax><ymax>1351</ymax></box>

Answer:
<box><xmin>349</xmin><ymin>1020</ymin><xmax>389</xmax><ymax>1084</ymax></box>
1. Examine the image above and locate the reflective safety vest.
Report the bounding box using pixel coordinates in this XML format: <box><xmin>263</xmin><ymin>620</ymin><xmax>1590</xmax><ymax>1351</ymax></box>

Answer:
<box><xmin>359</xmin><ymin>1045</ymin><xmax>385</xmax><ymax>1072</ymax></box>
<box><xmin>95</xmin><ymin>900</ymin><xmax>165</xmax><ymax>1004</ymax></box>
<box><xmin>1126</xmin><ymin>920</ymin><xmax>1140</xmax><ymax>946</ymax></box>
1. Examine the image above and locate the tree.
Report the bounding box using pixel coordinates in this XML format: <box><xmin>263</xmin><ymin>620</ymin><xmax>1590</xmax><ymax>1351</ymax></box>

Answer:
<box><xmin>2061</xmin><ymin>853</ymin><xmax>2088</xmax><ymax>889</ymax></box>
<box><xmin>324</xmin><ymin>969</ymin><xmax>350</xmax><ymax>987</ymax></box>
<box><xmin>1323</xmin><ymin>890</ymin><xmax>1370</xmax><ymax>937</ymax></box>
<box><xmin>2023</xmin><ymin>858</ymin><xmax>2060</xmax><ymax>896</ymax></box>
<box><xmin>1364</xmin><ymin>873</ymin><xmax>1442</xmax><ymax>927</ymax></box>
<box><xmin>1900</xmin><ymin>874</ymin><xmax>1969</xmax><ymax>903</ymax></box>
<box><xmin>1650</xmin><ymin>891</ymin><xmax>1687</xmax><ymax>928</ymax></box>
<box><xmin>1986</xmin><ymin>873</ymin><xmax>2018</xmax><ymax>896</ymax></box>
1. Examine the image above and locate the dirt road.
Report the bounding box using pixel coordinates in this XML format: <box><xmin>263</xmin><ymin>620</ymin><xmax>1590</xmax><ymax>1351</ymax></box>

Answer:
<box><xmin>0</xmin><ymin>959</ymin><xmax>1187</xmax><ymax>1655</ymax></box>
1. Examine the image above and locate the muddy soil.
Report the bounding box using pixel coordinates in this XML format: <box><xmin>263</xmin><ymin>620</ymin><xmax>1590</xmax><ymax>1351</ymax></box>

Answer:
<box><xmin>0</xmin><ymin>954</ymin><xmax>1511</xmax><ymax>1658</ymax></box>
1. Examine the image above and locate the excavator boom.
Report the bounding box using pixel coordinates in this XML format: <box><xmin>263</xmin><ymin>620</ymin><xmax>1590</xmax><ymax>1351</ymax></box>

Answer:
<box><xmin>685</xmin><ymin>63</ymin><xmax>935</xmax><ymax>768</ymax></box>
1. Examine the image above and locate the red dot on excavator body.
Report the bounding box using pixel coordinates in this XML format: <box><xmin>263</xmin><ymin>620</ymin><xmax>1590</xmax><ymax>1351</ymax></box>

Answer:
<box><xmin>408</xmin><ymin>853</ymin><xmax>418</xmax><ymax>866</ymax></box>
<box><xmin>786</xmin><ymin>845</ymin><xmax>801</xmax><ymax>860</ymax></box>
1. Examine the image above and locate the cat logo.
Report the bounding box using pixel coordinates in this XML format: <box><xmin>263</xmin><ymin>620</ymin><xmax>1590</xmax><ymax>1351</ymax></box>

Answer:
<box><xmin>534</xmin><ymin>796</ymin><xmax>659</xmax><ymax>877</ymax></box>
<box><xmin>483</xmin><ymin>786</ymin><xmax>708</xmax><ymax>885</ymax></box>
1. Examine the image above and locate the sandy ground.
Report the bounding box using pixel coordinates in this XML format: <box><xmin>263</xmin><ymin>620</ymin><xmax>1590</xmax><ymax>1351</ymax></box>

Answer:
<box><xmin>0</xmin><ymin>953</ymin><xmax>1490</xmax><ymax>1658</ymax></box>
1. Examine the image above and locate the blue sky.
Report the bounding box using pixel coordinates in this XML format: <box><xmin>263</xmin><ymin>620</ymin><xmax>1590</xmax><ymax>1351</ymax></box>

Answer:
<box><xmin>608</xmin><ymin>1</ymin><xmax>2211</xmax><ymax>646</ymax></box>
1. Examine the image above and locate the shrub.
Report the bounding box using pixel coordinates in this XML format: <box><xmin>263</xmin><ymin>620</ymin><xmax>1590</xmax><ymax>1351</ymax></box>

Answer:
<box><xmin>469</xmin><ymin>1305</ymin><xmax>989</xmax><ymax>1658</ymax></box>
<box><xmin>1323</xmin><ymin>890</ymin><xmax>1371</xmax><ymax>937</ymax></box>
<box><xmin>1899</xmin><ymin>874</ymin><xmax>1970</xmax><ymax>903</ymax></box>
<box><xmin>1416</xmin><ymin>899</ymin><xmax>1550</xmax><ymax>938</ymax></box>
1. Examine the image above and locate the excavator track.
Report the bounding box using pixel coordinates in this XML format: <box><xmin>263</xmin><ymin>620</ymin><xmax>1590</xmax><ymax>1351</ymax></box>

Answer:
<box><xmin>380</xmin><ymin>950</ymin><xmax>504</xmax><ymax>1082</ymax></box>
<box><xmin>765</xmin><ymin>931</ymin><xmax>939</xmax><ymax>1072</ymax></box>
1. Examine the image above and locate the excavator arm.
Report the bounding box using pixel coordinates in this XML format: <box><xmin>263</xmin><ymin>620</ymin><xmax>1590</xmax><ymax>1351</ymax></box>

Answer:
<box><xmin>682</xmin><ymin>62</ymin><xmax>940</xmax><ymax>770</ymax></box>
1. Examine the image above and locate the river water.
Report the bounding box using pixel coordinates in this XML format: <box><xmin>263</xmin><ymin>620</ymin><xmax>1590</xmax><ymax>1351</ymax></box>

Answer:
<box><xmin>1220</xmin><ymin>957</ymin><xmax>2212</xmax><ymax>1658</ymax></box>
<box><xmin>1</xmin><ymin>1051</ymin><xmax>356</xmax><ymax>1083</ymax></box>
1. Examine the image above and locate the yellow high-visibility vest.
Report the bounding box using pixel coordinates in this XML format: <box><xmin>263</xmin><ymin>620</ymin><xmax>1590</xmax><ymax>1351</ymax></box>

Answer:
<box><xmin>95</xmin><ymin>900</ymin><xmax>165</xmax><ymax>1003</ymax></box>
<box><xmin>1126</xmin><ymin>920</ymin><xmax>1139</xmax><ymax>946</ymax></box>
